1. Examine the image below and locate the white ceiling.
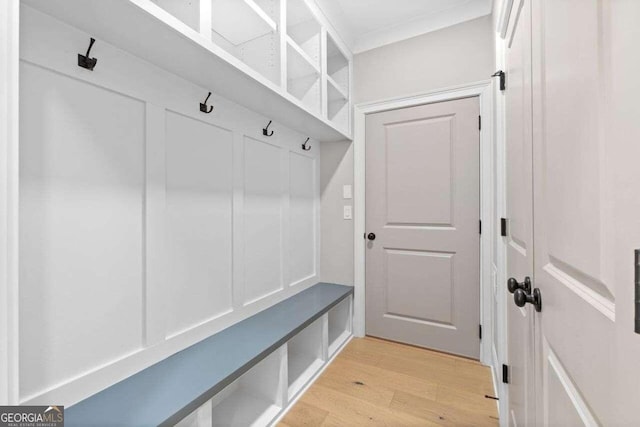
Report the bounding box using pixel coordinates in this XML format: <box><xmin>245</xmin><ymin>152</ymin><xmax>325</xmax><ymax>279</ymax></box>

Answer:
<box><xmin>314</xmin><ymin>0</ymin><xmax>493</xmax><ymax>54</ymax></box>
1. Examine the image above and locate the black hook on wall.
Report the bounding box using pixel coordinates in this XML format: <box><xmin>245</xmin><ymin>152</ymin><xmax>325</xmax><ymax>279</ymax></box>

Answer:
<box><xmin>301</xmin><ymin>138</ymin><xmax>311</xmax><ymax>151</ymax></box>
<box><xmin>78</xmin><ymin>37</ymin><xmax>98</xmax><ymax>71</ymax></box>
<box><xmin>263</xmin><ymin>120</ymin><xmax>274</xmax><ymax>136</ymax></box>
<box><xmin>200</xmin><ymin>92</ymin><xmax>214</xmax><ymax>113</ymax></box>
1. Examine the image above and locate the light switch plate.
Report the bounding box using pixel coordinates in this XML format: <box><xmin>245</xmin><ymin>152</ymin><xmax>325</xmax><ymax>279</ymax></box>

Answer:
<box><xmin>343</xmin><ymin>205</ymin><xmax>353</xmax><ymax>220</ymax></box>
<box><xmin>343</xmin><ymin>184</ymin><xmax>352</xmax><ymax>199</ymax></box>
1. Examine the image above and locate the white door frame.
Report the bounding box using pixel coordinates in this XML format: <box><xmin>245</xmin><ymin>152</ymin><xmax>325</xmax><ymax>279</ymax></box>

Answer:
<box><xmin>0</xmin><ymin>0</ymin><xmax>20</xmax><ymax>405</ymax></box>
<box><xmin>353</xmin><ymin>80</ymin><xmax>496</xmax><ymax>365</ymax></box>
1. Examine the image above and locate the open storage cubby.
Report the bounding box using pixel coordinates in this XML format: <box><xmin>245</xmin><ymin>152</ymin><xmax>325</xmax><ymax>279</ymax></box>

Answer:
<box><xmin>327</xmin><ymin>79</ymin><xmax>349</xmax><ymax>131</ymax></box>
<box><xmin>328</xmin><ymin>295</ymin><xmax>352</xmax><ymax>357</ymax></box>
<box><xmin>326</xmin><ymin>34</ymin><xmax>349</xmax><ymax>95</ymax></box>
<box><xmin>287</xmin><ymin>317</ymin><xmax>325</xmax><ymax>399</ymax></box>
<box><xmin>325</xmin><ymin>34</ymin><xmax>349</xmax><ymax>131</ymax></box>
<box><xmin>151</xmin><ymin>0</ymin><xmax>201</xmax><ymax>31</ymax></box>
<box><xmin>206</xmin><ymin>348</ymin><xmax>285</xmax><ymax>427</ymax></box>
<box><xmin>211</xmin><ymin>0</ymin><xmax>281</xmax><ymax>85</ymax></box>
<box><xmin>287</xmin><ymin>42</ymin><xmax>321</xmax><ymax>113</ymax></box>
<box><xmin>286</xmin><ymin>0</ymin><xmax>321</xmax><ymax>69</ymax></box>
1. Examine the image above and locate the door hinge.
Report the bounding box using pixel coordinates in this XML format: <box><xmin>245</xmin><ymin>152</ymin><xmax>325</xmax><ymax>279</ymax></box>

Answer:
<box><xmin>635</xmin><ymin>249</ymin><xmax>640</xmax><ymax>334</ymax></box>
<box><xmin>479</xmin><ymin>220</ymin><xmax>482</xmax><ymax>235</ymax></box>
<box><xmin>479</xmin><ymin>324</ymin><xmax>482</xmax><ymax>339</ymax></box>
<box><xmin>479</xmin><ymin>115</ymin><xmax>482</xmax><ymax>130</ymax></box>
<box><xmin>501</xmin><ymin>218</ymin><xmax>508</xmax><ymax>237</ymax></box>
<box><xmin>502</xmin><ymin>364</ymin><xmax>510</xmax><ymax>384</ymax></box>
<box><xmin>492</xmin><ymin>70</ymin><xmax>506</xmax><ymax>91</ymax></box>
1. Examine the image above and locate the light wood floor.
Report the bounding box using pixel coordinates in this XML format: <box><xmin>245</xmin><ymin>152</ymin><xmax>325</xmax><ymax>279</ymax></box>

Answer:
<box><xmin>279</xmin><ymin>337</ymin><xmax>499</xmax><ymax>426</ymax></box>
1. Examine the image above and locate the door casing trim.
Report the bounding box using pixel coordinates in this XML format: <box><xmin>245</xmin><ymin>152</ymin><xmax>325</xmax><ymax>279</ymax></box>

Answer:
<box><xmin>353</xmin><ymin>80</ymin><xmax>496</xmax><ymax>364</ymax></box>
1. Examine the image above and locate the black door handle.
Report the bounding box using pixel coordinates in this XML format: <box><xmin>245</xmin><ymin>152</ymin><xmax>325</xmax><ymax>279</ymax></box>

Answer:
<box><xmin>507</xmin><ymin>277</ymin><xmax>531</xmax><ymax>294</ymax></box>
<box><xmin>514</xmin><ymin>288</ymin><xmax>542</xmax><ymax>312</ymax></box>
<box><xmin>367</xmin><ymin>233</ymin><xmax>376</xmax><ymax>241</ymax></box>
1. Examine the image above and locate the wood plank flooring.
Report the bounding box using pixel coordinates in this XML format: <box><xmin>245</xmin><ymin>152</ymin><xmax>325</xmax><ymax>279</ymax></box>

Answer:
<box><xmin>279</xmin><ymin>337</ymin><xmax>499</xmax><ymax>426</ymax></box>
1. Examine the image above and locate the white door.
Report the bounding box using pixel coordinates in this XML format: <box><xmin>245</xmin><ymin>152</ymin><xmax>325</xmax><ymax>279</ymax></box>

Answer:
<box><xmin>503</xmin><ymin>0</ymin><xmax>640</xmax><ymax>425</ymax></box>
<box><xmin>365</xmin><ymin>97</ymin><xmax>481</xmax><ymax>358</ymax></box>
<box><xmin>530</xmin><ymin>0</ymin><xmax>618</xmax><ymax>424</ymax></box>
<box><xmin>503</xmin><ymin>0</ymin><xmax>535</xmax><ymax>424</ymax></box>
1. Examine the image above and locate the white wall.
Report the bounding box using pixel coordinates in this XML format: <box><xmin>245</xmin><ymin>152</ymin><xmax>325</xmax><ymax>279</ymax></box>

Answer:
<box><xmin>15</xmin><ymin>6</ymin><xmax>320</xmax><ymax>406</ymax></box>
<box><xmin>354</xmin><ymin>15</ymin><xmax>495</xmax><ymax>104</ymax></box>
<box><xmin>320</xmin><ymin>141</ymin><xmax>354</xmax><ymax>285</ymax></box>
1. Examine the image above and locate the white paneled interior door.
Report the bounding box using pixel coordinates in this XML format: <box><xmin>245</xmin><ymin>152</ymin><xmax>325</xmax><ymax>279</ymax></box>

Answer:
<box><xmin>365</xmin><ymin>97</ymin><xmax>481</xmax><ymax>358</ymax></box>
<box><xmin>502</xmin><ymin>0</ymin><xmax>640</xmax><ymax>424</ymax></box>
<box><xmin>531</xmin><ymin>0</ymin><xmax>614</xmax><ymax>424</ymax></box>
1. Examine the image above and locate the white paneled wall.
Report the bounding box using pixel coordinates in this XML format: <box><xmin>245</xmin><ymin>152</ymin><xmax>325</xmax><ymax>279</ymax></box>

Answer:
<box><xmin>289</xmin><ymin>153</ymin><xmax>317</xmax><ymax>284</ymax></box>
<box><xmin>243</xmin><ymin>137</ymin><xmax>285</xmax><ymax>304</ymax></box>
<box><xmin>19</xmin><ymin>61</ymin><xmax>146</xmax><ymax>398</ymax></box>
<box><xmin>16</xmin><ymin>6</ymin><xmax>320</xmax><ymax>406</ymax></box>
<box><xmin>165</xmin><ymin>112</ymin><xmax>234</xmax><ymax>336</ymax></box>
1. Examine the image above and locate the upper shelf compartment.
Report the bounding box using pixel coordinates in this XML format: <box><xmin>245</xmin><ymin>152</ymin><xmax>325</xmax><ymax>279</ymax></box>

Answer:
<box><xmin>24</xmin><ymin>0</ymin><xmax>352</xmax><ymax>141</ymax></box>
<box><xmin>286</xmin><ymin>0</ymin><xmax>321</xmax><ymax>70</ymax></box>
<box><xmin>327</xmin><ymin>34</ymin><xmax>349</xmax><ymax>95</ymax></box>
<box><xmin>211</xmin><ymin>0</ymin><xmax>280</xmax><ymax>85</ymax></box>
<box><xmin>212</xmin><ymin>0</ymin><xmax>276</xmax><ymax>45</ymax></box>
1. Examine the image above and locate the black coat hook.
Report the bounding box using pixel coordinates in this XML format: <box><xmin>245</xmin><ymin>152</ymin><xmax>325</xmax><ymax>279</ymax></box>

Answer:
<box><xmin>301</xmin><ymin>138</ymin><xmax>311</xmax><ymax>151</ymax></box>
<box><xmin>78</xmin><ymin>37</ymin><xmax>97</xmax><ymax>70</ymax></box>
<box><xmin>263</xmin><ymin>120</ymin><xmax>274</xmax><ymax>136</ymax></box>
<box><xmin>200</xmin><ymin>92</ymin><xmax>214</xmax><ymax>113</ymax></box>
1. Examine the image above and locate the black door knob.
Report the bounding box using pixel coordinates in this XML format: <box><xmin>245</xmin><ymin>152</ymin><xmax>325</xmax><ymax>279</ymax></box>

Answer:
<box><xmin>508</xmin><ymin>277</ymin><xmax>531</xmax><ymax>294</ymax></box>
<box><xmin>367</xmin><ymin>233</ymin><xmax>376</xmax><ymax>241</ymax></box>
<box><xmin>514</xmin><ymin>288</ymin><xmax>542</xmax><ymax>312</ymax></box>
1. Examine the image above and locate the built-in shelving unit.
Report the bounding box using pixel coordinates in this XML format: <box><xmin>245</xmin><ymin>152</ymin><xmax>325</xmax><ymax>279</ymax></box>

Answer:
<box><xmin>24</xmin><ymin>0</ymin><xmax>352</xmax><ymax>141</ymax></box>
<box><xmin>287</xmin><ymin>318</ymin><xmax>324</xmax><ymax>399</ymax></box>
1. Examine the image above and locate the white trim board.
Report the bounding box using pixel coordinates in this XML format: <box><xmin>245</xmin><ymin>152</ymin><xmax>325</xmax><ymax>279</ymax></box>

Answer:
<box><xmin>352</xmin><ymin>80</ymin><xmax>496</xmax><ymax>366</ymax></box>
<box><xmin>0</xmin><ymin>0</ymin><xmax>20</xmax><ymax>405</ymax></box>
